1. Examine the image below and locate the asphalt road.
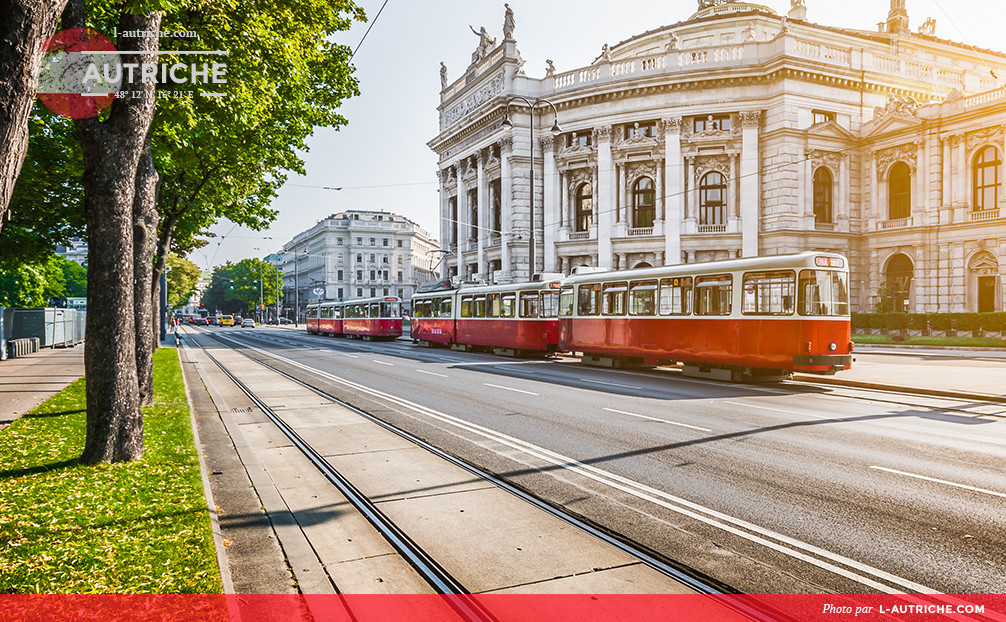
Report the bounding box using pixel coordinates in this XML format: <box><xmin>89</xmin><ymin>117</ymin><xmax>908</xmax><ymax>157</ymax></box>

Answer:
<box><xmin>202</xmin><ymin>326</ymin><xmax>1006</xmax><ymax>594</ymax></box>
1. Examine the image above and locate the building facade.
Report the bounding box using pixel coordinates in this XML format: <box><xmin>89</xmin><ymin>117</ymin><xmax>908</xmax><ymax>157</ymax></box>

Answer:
<box><xmin>428</xmin><ymin>0</ymin><xmax>1006</xmax><ymax>312</ymax></box>
<box><xmin>280</xmin><ymin>210</ymin><xmax>438</xmax><ymax>318</ymax></box>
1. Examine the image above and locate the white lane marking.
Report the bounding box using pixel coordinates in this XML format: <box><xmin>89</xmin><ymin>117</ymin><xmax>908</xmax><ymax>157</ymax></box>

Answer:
<box><xmin>870</xmin><ymin>466</ymin><xmax>1006</xmax><ymax>499</ymax></box>
<box><xmin>341</xmin><ymin>353</ymin><xmax>359</xmax><ymax>358</ymax></box>
<box><xmin>603</xmin><ymin>408</ymin><xmax>712</xmax><ymax>432</ymax></box>
<box><xmin>212</xmin><ymin>334</ymin><xmax>937</xmax><ymax>594</ymax></box>
<box><xmin>723</xmin><ymin>401</ymin><xmax>810</xmax><ymax>418</ymax></box>
<box><xmin>415</xmin><ymin>369</ymin><xmax>448</xmax><ymax>378</ymax></box>
<box><xmin>483</xmin><ymin>383</ymin><xmax>539</xmax><ymax>396</ymax></box>
<box><xmin>372</xmin><ymin>360</ymin><xmax>394</xmax><ymax>366</ymax></box>
<box><xmin>580</xmin><ymin>378</ymin><xmax>643</xmax><ymax>390</ymax></box>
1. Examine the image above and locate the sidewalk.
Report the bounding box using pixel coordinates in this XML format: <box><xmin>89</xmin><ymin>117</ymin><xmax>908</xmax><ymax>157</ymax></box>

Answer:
<box><xmin>793</xmin><ymin>346</ymin><xmax>1006</xmax><ymax>404</ymax></box>
<box><xmin>0</xmin><ymin>345</ymin><xmax>85</xmax><ymax>429</ymax></box>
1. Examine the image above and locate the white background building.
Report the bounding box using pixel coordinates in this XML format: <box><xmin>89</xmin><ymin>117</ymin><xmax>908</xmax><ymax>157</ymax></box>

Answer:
<box><xmin>429</xmin><ymin>0</ymin><xmax>1006</xmax><ymax>312</ymax></box>
<box><xmin>280</xmin><ymin>210</ymin><xmax>438</xmax><ymax>318</ymax></box>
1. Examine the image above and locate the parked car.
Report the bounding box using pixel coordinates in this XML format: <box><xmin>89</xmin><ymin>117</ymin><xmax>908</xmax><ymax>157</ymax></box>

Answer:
<box><xmin>241</xmin><ymin>318</ymin><xmax>256</xmax><ymax>328</ymax></box>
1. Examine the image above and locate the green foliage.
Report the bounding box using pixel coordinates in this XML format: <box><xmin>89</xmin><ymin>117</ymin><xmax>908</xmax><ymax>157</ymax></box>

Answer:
<box><xmin>0</xmin><ymin>349</ymin><xmax>221</xmax><ymax>593</ymax></box>
<box><xmin>953</xmin><ymin>313</ymin><xmax>982</xmax><ymax>333</ymax></box>
<box><xmin>0</xmin><ymin>110</ymin><xmax>85</xmax><ymax>266</ymax></box>
<box><xmin>165</xmin><ymin>253</ymin><xmax>201</xmax><ymax>307</ymax></box>
<box><xmin>929</xmin><ymin>313</ymin><xmax>954</xmax><ymax>331</ymax></box>
<box><xmin>201</xmin><ymin>258</ymin><xmax>280</xmax><ymax>314</ymax></box>
<box><xmin>0</xmin><ymin>255</ymin><xmax>87</xmax><ymax>307</ymax></box>
<box><xmin>907</xmin><ymin>314</ymin><xmax>928</xmax><ymax>330</ymax></box>
<box><xmin>151</xmin><ymin>0</ymin><xmax>366</xmax><ymax>256</ymax></box>
<box><xmin>981</xmin><ymin>312</ymin><xmax>1006</xmax><ymax>332</ymax></box>
<box><xmin>885</xmin><ymin>312</ymin><xmax>909</xmax><ymax>330</ymax></box>
<box><xmin>850</xmin><ymin>312</ymin><xmax>868</xmax><ymax>330</ymax></box>
<box><xmin>61</xmin><ymin>258</ymin><xmax>88</xmax><ymax>298</ymax></box>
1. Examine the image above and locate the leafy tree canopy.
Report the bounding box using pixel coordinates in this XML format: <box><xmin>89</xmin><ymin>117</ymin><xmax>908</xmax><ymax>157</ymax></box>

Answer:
<box><xmin>165</xmin><ymin>253</ymin><xmax>201</xmax><ymax>307</ymax></box>
<box><xmin>201</xmin><ymin>257</ymin><xmax>280</xmax><ymax>315</ymax></box>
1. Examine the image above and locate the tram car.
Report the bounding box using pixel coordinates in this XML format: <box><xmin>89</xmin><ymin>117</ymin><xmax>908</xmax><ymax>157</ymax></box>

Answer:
<box><xmin>307</xmin><ymin>296</ymin><xmax>403</xmax><ymax>340</ymax></box>
<box><xmin>558</xmin><ymin>252</ymin><xmax>852</xmax><ymax>381</ymax></box>
<box><xmin>411</xmin><ymin>278</ymin><xmax>563</xmax><ymax>355</ymax></box>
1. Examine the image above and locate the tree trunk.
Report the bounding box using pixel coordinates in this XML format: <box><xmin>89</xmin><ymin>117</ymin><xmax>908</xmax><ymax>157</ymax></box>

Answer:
<box><xmin>0</xmin><ymin>0</ymin><xmax>69</xmax><ymax>223</ymax></box>
<box><xmin>73</xmin><ymin>6</ymin><xmax>161</xmax><ymax>464</ymax></box>
<box><xmin>133</xmin><ymin>140</ymin><xmax>159</xmax><ymax>407</ymax></box>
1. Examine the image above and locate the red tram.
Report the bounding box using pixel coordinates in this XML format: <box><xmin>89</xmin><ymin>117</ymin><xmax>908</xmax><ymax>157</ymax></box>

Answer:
<box><xmin>411</xmin><ymin>278</ymin><xmax>563</xmax><ymax>355</ymax></box>
<box><xmin>558</xmin><ymin>252</ymin><xmax>852</xmax><ymax>380</ymax></box>
<box><xmin>306</xmin><ymin>296</ymin><xmax>403</xmax><ymax>340</ymax></box>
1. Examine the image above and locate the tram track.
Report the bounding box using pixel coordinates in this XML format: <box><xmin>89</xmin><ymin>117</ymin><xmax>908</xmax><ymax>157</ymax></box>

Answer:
<box><xmin>183</xmin><ymin>327</ymin><xmax>747</xmax><ymax>605</ymax></box>
<box><xmin>185</xmin><ymin>326</ymin><xmax>978</xmax><ymax>597</ymax></box>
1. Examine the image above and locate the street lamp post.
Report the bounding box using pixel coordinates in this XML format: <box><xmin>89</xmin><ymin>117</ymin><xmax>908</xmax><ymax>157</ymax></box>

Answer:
<box><xmin>294</xmin><ymin>249</ymin><xmax>300</xmax><ymax>328</ymax></box>
<box><xmin>501</xmin><ymin>96</ymin><xmax>561</xmax><ymax>281</ymax></box>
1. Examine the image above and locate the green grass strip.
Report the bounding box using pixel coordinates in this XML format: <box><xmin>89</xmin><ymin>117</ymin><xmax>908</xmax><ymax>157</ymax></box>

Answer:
<box><xmin>0</xmin><ymin>348</ymin><xmax>222</xmax><ymax>593</ymax></box>
<box><xmin>852</xmin><ymin>334</ymin><xmax>1006</xmax><ymax>348</ymax></box>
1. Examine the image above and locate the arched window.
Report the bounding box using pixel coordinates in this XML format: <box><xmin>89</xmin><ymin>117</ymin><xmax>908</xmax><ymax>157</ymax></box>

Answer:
<box><xmin>575</xmin><ymin>183</ymin><xmax>593</xmax><ymax>232</ymax></box>
<box><xmin>973</xmin><ymin>145</ymin><xmax>1001</xmax><ymax>212</ymax></box>
<box><xmin>632</xmin><ymin>177</ymin><xmax>655</xmax><ymax>228</ymax></box>
<box><xmin>888</xmin><ymin>162</ymin><xmax>911</xmax><ymax>221</ymax></box>
<box><xmin>699</xmin><ymin>172</ymin><xmax>727</xmax><ymax>226</ymax></box>
<box><xmin>813</xmin><ymin>167</ymin><xmax>833</xmax><ymax>224</ymax></box>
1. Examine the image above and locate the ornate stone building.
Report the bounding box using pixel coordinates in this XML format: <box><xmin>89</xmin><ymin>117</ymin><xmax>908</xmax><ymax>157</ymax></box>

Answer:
<box><xmin>428</xmin><ymin>0</ymin><xmax>1006</xmax><ymax>312</ymax></box>
<box><xmin>280</xmin><ymin>210</ymin><xmax>438</xmax><ymax>318</ymax></box>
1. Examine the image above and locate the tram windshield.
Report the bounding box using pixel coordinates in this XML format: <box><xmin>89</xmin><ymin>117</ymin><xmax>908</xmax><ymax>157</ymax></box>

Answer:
<box><xmin>799</xmin><ymin>270</ymin><xmax>850</xmax><ymax>316</ymax></box>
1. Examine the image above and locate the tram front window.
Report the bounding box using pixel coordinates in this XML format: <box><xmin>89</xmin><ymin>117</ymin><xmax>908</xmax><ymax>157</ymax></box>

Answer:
<box><xmin>799</xmin><ymin>270</ymin><xmax>850</xmax><ymax>316</ymax></box>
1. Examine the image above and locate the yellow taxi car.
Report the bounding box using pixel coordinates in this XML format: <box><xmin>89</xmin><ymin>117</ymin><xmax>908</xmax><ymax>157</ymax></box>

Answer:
<box><xmin>220</xmin><ymin>315</ymin><xmax>234</xmax><ymax>326</ymax></box>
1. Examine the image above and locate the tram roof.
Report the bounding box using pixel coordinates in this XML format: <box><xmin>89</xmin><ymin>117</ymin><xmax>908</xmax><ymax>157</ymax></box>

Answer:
<box><xmin>559</xmin><ymin>252</ymin><xmax>848</xmax><ymax>286</ymax></box>
<box><xmin>308</xmin><ymin>296</ymin><xmax>401</xmax><ymax>308</ymax></box>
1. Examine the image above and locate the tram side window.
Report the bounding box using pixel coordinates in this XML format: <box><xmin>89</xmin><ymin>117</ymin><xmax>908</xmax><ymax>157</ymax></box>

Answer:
<box><xmin>629</xmin><ymin>280</ymin><xmax>657</xmax><ymax>316</ymax></box>
<box><xmin>460</xmin><ymin>296</ymin><xmax>473</xmax><ymax>318</ymax></box>
<box><xmin>319</xmin><ymin>306</ymin><xmax>329</xmax><ymax>319</ymax></box>
<box><xmin>439</xmin><ymin>298</ymin><xmax>453</xmax><ymax>318</ymax></box>
<box><xmin>658</xmin><ymin>277</ymin><xmax>692</xmax><ymax>315</ymax></box>
<box><xmin>334</xmin><ymin>307</ymin><xmax>342</xmax><ymax>319</ymax></box>
<box><xmin>742</xmin><ymin>271</ymin><xmax>795</xmax><ymax>316</ymax></box>
<box><xmin>695</xmin><ymin>275</ymin><xmax>733</xmax><ymax>316</ymax></box>
<box><xmin>414</xmin><ymin>302</ymin><xmax>426</xmax><ymax>318</ymax></box>
<box><xmin>381</xmin><ymin>302</ymin><xmax>401</xmax><ymax>318</ymax></box>
<box><xmin>307</xmin><ymin>307</ymin><xmax>318</xmax><ymax>319</ymax></box>
<box><xmin>540</xmin><ymin>292</ymin><xmax>559</xmax><ymax>318</ymax></box>
<box><xmin>799</xmin><ymin>270</ymin><xmax>850</xmax><ymax>316</ymax></box>
<box><xmin>559</xmin><ymin>286</ymin><xmax>574</xmax><ymax>317</ymax></box>
<box><xmin>578</xmin><ymin>283</ymin><xmax>601</xmax><ymax>315</ymax></box>
<box><xmin>473</xmin><ymin>296</ymin><xmax>486</xmax><ymax>318</ymax></box>
<box><xmin>602</xmin><ymin>282</ymin><xmax>627</xmax><ymax>316</ymax></box>
<box><xmin>370</xmin><ymin>303</ymin><xmax>380</xmax><ymax>318</ymax></box>
<box><xmin>487</xmin><ymin>293</ymin><xmax>501</xmax><ymax>318</ymax></box>
<box><xmin>520</xmin><ymin>292</ymin><xmax>540</xmax><ymax>318</ymax></box>
<box><xmin>501</xmin><ymin>293</ymin><xmax>516</xmax><ymax>318</ymax></box>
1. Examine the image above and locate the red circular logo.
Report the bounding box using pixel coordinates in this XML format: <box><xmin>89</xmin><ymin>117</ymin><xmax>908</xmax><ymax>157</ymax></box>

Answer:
<box><xmin>38</xmin><ymin>28</ymin><xmax>120</xmax><ymax>119</ymax></box>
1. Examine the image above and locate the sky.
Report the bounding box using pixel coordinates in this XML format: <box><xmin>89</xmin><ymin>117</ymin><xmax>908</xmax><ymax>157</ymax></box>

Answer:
<box><xmin>195</xmin><ymin>0</ymin><xmax>1004</xmax><ymax>271</ymax></box>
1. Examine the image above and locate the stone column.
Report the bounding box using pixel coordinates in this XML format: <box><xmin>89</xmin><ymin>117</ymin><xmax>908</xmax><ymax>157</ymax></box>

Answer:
<box><xmin>476</xmin><ymin>150</ymin><xmax>487</xmax><ymax>278</ymax></box>
<box><xmin>456</xmin><ymin>160</ymin><xmax>468</xmax><ymax>278</ymax></box>
<box><xmin>596</xmin><ymin>126</ymin><xmax>615</xmax><ymax>269</ymax></box>
<box><xmin>438</xmin><ymin>168</ymin><xmax>449</xmax><ymax>278</ymax></box>
<box><xmin>542</xmin><ymin>134</ymin><xmax>559</xmax><ymax>272</ymax></box>
<box><xmin>739</xmin><ymin>111</ymin><xmax>761</xmax><ymax>257</ymax></box>
<box><xmin>663</xmin><ymin>117</ymin><xmax>683</xmax><ymax>265</ymax></box>
<box><xmin>654</xmin><ymin>156</ymin><xmax>664</xmax><ymax>235</ymax></box>
<box><xmin>500</xmin><ymin>136</ymin><xmax>514</xmax><ymax>280</ymax></box>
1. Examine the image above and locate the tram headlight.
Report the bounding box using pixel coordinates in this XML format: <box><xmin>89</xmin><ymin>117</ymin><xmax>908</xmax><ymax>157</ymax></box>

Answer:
<box><xmin>828</xmin><ymin>342</ymin><xmax>837</xmax><ymax>351</ymax></box>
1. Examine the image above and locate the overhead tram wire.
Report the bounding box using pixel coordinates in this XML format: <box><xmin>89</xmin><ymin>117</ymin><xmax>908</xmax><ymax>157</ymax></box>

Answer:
<box><xmin>350</xmin><ymin>0</ymin><xmax>390</xmax><ymax>63</ymax></box>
